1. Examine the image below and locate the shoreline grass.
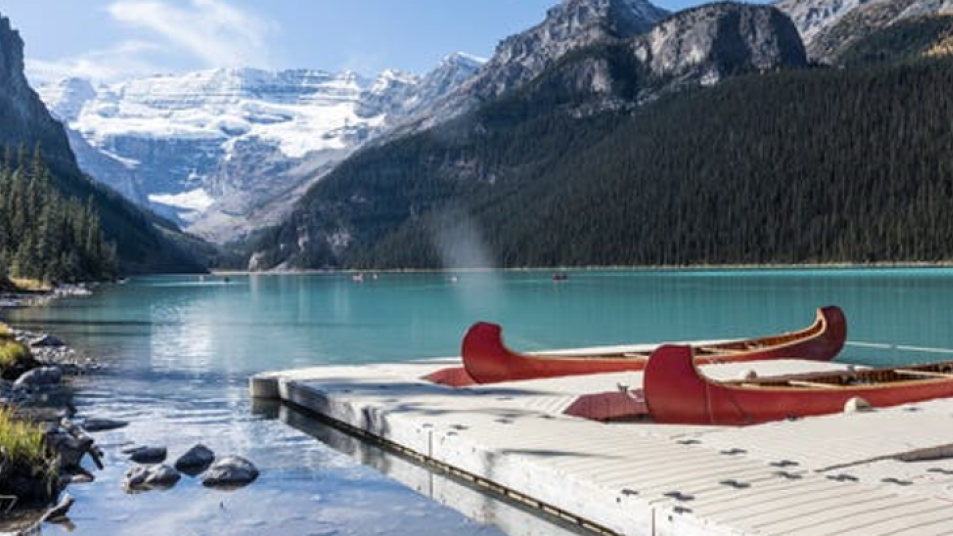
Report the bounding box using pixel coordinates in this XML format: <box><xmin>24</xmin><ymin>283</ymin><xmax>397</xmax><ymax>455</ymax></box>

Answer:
<box><xmin>0</xmin><ymin>340</ymin><xmax>30</xmax><ymax>371</ymax></box>
<box><xmin>0</xmin><ymin>407</ymin><xmax>48</xmax><ymax>472</ymax></box>
<box><xmin>0</xmin><ymin>324</ymin><xmax>30</xmax><ymax>372</ymax></box>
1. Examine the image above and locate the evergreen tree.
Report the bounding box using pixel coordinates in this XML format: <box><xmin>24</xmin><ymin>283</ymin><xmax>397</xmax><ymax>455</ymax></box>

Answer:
<box><xmin>0</xmin><ymin>146</ymin><xmax>117</xmax><ymax>282</ymax></box>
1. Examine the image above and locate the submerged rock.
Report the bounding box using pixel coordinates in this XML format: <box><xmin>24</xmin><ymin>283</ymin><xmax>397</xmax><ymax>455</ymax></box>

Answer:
<box><xmin>126</xmin><ymin>446</ymin><xmax>167</xmax><ymax>464</ymax></box>
<box><xmin>123</xmin><ymin>464</ymin><xmax>181</xmax><ymax>491</ymax></box>
<box><xmin>175</xmin><ymin>444</ymin><xmax>215</xmax><ymax>475</ymax></box>
<box><xmin>81</xmin><ymin>418</ymin><xmax>129</xmax><ymax>432</ymax></box>
<box><xmin>201</xmin><ymin>456</ymin><xmax>259</xmax><ymax>488</ymax></box>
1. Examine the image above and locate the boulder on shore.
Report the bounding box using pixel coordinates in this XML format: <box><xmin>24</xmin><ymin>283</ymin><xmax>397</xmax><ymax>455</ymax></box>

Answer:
<box><xmin>13</xmin><ymin>366</ymin><xmax>62</xmax><ymax>387</ymax></box>
<box><xmin>45</xmin><ymin>431</ymin><xmax>94</xmax><ymax>469</ymax></box>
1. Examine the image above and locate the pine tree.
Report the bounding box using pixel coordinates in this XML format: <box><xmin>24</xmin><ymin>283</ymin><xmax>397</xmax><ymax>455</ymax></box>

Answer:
<box><xmin>0</xmin><ymin>146</ymin><xmax>117</xmax><ymax>282</ymax></box>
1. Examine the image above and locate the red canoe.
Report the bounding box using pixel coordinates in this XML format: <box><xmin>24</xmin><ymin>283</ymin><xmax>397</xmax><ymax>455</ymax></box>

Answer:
<box><xmin>455</xmin><ymin>306</ymin><xmax>846</xmax><ymax>385</ymax></box>
<box><xmin>644</xmin><ymin>345</ymin><xmax>953</xmax><ymax>425</ymax></box>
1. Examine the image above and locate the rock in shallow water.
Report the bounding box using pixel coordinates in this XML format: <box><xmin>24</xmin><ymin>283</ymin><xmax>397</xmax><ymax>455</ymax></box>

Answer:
<box><xmin>81</xmin><ymin>417</ymin><xmax>129</xmax><ymax>432</ymax></box>
<box><xmin>123</xmin><ymin>464</ymin><xmax>181</xmax><ymax>491</ymax></box>
<box><xmin>201</xmin><ymin>456</ymin><xmax>259</xmax><ymax>488</ymax></box>
<box><xmin>175</xmin><ymin>444</ymin><xmax>215</xmax><ymax>475</ymax></box>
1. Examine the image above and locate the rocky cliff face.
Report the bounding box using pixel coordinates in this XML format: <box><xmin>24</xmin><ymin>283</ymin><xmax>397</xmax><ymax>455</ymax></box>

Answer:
<box><xmin>775</xmin><ymin>0</ymin><xmax>879</xmax><ymax>49</ymax></box>
<box><xmin>402</xmin><ymin>0</ymin><xmax>670</xmax><ymax>128</ymax></box>
<box><xmin>508</xmin><ymin>2</ymin><xmax>809</xmax><ymax>113</ymax></box>
<box><xmin>0</xmin><ymin>16</ymin><xmax>78</xmax><ymax>176</ymax></box>
<box><xmin>632</xmin><ymin>3</ymin><xmax>807</xmax><ymax>88</ymax></box>
<box><xmin>775</xmin><ymin>0</ymin><xmax>953</xmax><ymax>62</ymax></box>
<box><xmin>480</xmin><ymin>0</ymin><xmax>669</xmax><ymax>93</ymax></box>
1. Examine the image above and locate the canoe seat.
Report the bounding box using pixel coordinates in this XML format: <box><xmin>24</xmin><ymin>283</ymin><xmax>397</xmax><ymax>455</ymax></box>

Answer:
<box><xmin>787</xmin><ymin>380</ymin><xmax>841</xmax><ymax>389</ymax></box>
<box><xmin>894</xmin><ymin>369</ymin><xmax>953</xmax><ymax>379</ymax></box>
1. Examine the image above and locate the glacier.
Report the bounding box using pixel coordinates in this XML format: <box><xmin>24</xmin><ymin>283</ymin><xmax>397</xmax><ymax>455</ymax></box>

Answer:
<box><xmin>33</xmin><ymin>55</ymin><xmax>484</xmax><ymax>243</ymax></box>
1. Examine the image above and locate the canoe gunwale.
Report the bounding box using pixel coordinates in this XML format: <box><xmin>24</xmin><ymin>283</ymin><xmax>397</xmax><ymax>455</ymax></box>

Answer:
<box><xmin>460</xmin><ymin>306</ymin><xmax>847</xmax><ymax>384</ymax></box>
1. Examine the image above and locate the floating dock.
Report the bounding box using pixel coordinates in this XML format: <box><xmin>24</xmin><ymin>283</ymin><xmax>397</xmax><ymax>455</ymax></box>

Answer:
<box><xmin>252</xmin><ymin>354</ymin><xmax>953</xmax><ymax>536</ymax></box>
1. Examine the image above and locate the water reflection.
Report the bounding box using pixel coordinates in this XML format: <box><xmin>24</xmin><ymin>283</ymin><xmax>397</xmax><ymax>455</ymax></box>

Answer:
<box><xmin>256</xmin><ymin>400</ymin><xmax>585</xmax><ymax>536</ymax></box>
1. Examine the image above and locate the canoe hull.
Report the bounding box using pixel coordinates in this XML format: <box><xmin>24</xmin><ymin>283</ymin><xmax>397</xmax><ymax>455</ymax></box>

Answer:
<box><xmin>644</xmin><ymin>345</ymin><xmax>953</xmax><ymax>425</ymax></box>
<box><xmin>461</xmin><ymin>306</ymin><xmax>847</xmax><ymax>384</ymax></box>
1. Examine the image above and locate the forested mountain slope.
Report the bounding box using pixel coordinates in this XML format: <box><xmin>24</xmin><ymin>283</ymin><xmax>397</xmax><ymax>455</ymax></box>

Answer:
<box><xmin>248</xmin><ymin>2</ymin><xmax>817</xmax><ymax>270</ymax></box>
<box><xmin>342</xmin><ymin>58</ymin><xmax>953</xmax><ymax>268</ymax></box>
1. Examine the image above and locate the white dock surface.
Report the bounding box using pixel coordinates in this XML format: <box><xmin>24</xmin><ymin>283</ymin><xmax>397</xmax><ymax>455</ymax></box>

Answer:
<box><xmin>252</xmin><ymin>357</ymin><xmax>953</xmax><ymax>536</ymax></box>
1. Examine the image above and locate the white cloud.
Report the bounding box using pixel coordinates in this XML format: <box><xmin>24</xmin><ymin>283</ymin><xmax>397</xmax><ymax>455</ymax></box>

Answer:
<box><xmin>27</xmin><ymin>0</ymin><xmax>277</xmax><ymax>86</ymax></box>
<box><xmin>106</xmin><ymin>0</ymin><xmax>275</xmax><ymax>68</ymax></box>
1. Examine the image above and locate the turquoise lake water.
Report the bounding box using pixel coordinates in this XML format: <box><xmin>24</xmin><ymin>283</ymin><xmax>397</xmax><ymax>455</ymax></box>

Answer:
<box><xmin>5</xmin><ymin>268</ymin><xmax>953</xmax><ymax>535</ymax></box>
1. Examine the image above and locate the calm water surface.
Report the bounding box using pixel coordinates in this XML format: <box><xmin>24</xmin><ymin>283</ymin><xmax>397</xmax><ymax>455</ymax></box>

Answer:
<box><xmin>5</xmin><ymin>268</ymin><xmax>953</xmax><ymax>535</ymax></box>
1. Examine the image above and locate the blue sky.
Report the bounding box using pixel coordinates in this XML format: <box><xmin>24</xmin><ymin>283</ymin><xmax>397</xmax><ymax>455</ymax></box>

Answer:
<box><xmin>0</xmin><ymin>0</ymin><xmax>553</xmax><ymax>82</ymax></box>
<box><xmin>2</xmin><ymin>0</ymin><xmax>702</xmax><ymax>84</ymax></box>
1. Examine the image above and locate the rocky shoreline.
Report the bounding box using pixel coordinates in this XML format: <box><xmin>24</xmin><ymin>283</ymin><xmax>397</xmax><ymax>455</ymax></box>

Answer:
<box><xmin>0</xmin><ymin>287</ymin><xmax>259</xmax><ymax>535</ymax></box>
<box><xmin>0</xmin><ymin>288</ymin><xmax>100</xmax><ymax>534</ymax></box>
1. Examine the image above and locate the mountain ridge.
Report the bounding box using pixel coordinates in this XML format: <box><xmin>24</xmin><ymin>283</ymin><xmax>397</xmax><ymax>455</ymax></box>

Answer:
<box><xmin>394</xmin><ymin>0</ymin><xmax>671</xmax><ymax>131</ymax></box>
<box><xmin>775</xmin><ymin>0</ymin><xmax>953</xmax><ymax>62</ymax></box>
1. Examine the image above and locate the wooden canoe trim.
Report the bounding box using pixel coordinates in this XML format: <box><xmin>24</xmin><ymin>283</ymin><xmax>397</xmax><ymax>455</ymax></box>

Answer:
<box><xmin>894</xmin><ymin>369</ymin><xmax>953</xmax><ymax>379</ymax></box>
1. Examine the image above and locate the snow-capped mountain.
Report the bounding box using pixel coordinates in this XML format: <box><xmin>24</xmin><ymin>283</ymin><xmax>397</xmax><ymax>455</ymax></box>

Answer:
<box><xmin>35</xmin><ymin>55</ymin><xmax>483</xmax><ymax>243</ymax></box>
